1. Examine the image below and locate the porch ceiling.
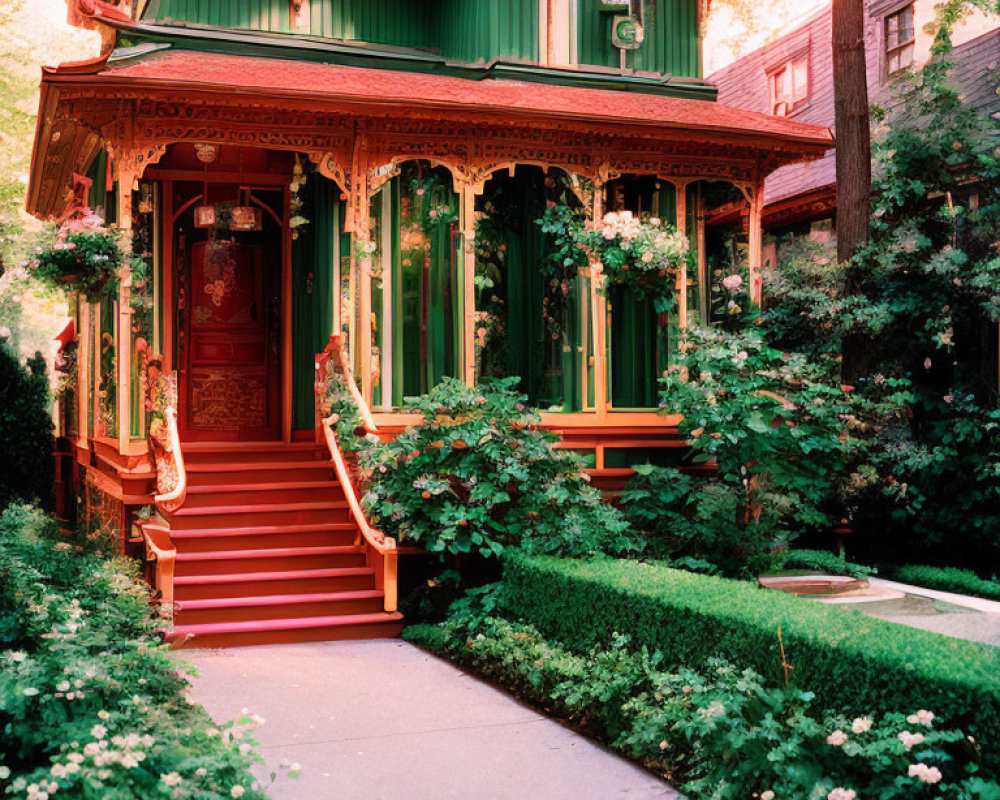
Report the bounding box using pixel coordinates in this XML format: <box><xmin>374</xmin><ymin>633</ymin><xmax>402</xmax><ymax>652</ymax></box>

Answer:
<box><xmin>29</xmin><ymin>47</ymin><xmax>834</xmax><ymax>219</ymax></box>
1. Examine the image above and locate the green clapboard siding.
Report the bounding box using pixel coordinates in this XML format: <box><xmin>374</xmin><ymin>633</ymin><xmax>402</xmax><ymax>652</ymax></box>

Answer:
<box><xmin>577</xmin><ymin>0</ymin><xmax>701</xmax><ymax>77</ymax></box>
<box><xmin>438</xmin><ymin>0</ymin><xmax>539</xmax><ymax>64</ymax></box>
<box><xmin>143</xmin><ymin>0</ymin><xmax>291</xmax><ymax>33</ymax></box>
<box><xmin>291</xmin><ymin>175</ymin><xmax>337</xmax><ymax>431</ymax></box>
<box><xmin>310</xmin><ymin>0</ymin><xmax>433</xmax><ymax>49</ymax></box>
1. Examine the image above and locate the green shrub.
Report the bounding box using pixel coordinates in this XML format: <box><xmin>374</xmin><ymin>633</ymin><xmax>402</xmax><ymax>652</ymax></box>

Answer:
<box><xmin>780</xmin><ymin>548</ymin><xmax>876</xmax><ymax>579</ymax></box>
<box><xmin>0</xmin><ymin>505</ymin><xmax>268</xmax><ymax>799</ymax></box>
<box><xmin>501</xmin><ymin>553</ymin><xmax>1000</xmax><ymax>772</ymax></box>
<box><xmin>357</xmin><ymin>377</ymin><xmax>639</xmax><ymax>561</ymax></box>
<box><xmin>407</xmin><ymin>612</ymin><xmax>1000</xmax><ymax>797</ymax></box>
<box><xmin>889</xmin><ymin>565</ymin><xmax>1000</xmax><ymax>602</ymax></box>
<box><xmin>0</xmin><ymin>348</ymin><xmax>53</xmax><ymax>511</ymax></box>
<box><xmin>620</xmin><ymin>465</ymin><xmax>786</xmax><ymax>578</ymax></box>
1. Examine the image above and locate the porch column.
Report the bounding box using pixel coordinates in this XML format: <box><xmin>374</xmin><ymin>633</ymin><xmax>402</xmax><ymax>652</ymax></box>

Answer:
<box><xmin>78</xmin><ymin>301</ymin><xmax>92</xmax><ymax>447</ymax></box>
<box><xmin>459</xmin><ymin>182</ymin><xmax>478</xmax><ymax>388</ymax></box>
<box><xmin>590</xmin><ymin>174</ymin><xmax>608</xmax><ymax>417</ymax></box>
<box><xmin>115</xmin><ymin>163</ymin><xmax>138</xmax><ymax>455</ymax></box>
<box><xmin>747</xmin><ymin>179</ymin><xmax>766</xmax><ymax>306</ymax></box>
<box><xmin>672</xmin><ymin>180</ymin><xmax>690</xmax><ymax>331</ymax></box>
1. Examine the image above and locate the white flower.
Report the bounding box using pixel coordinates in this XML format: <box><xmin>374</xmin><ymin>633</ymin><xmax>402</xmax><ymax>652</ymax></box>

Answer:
<box><xmin>23</xmin><ymin>687</ymin><xmax>39</xmax><ymax>696</ymax></box>
<box><xmin>0</xmin><ymin>766</ymin><xmax>10</xmax><ymax>780</ymax></box>
<box><xmin>57</xmin><ymin>681</ymin><xmax>70</xmax><ymax>692</ymax></box>
<box><xmin>195</xmin><ymin>767</ymin><xmax>208</xmax><ymax>777</ymax></box>
<box><xmin>50</xmin><ymin>764</ymin><xmax>67</xmax><ymax>778</ymax></box>
<box><xmin>827</xmin><ymin>789</ymin><xmax>856</xmax><ymax>800</ymax></box>
<box><xmin>908</xmin><ymin>763</ymin><xmax>942</xmax><ymax>784</ymax></box>
<box><xmin>160</xmin><ymin>772</ymin><xmax>182</xmax><ymax>787</ymax></box>
<box><xmin>851</xmin><ymin>717</ymin><xmax>872</xmax><ymax>734</ymax></box>
<box><xmin>0</xmin><ymin>326</ymin><xmax>10</xmax><ymax>339</ymax></box>
<box><xmin>97</xmin><ymin>710</ymin><xmax>109</xmax><ymax>720</ymax></box>
<box><xmin>231</xmin><ymin>786</ymin><xmax>246</xmax><ymax>798</ymax></box>
<box><xmin>826</xmin><ymin>730</ymin><xmax>848</xmax><ymax>746</ymax></box>
<box><xmin>761</xmin><ymin>792</ymin><xmax>775</xmax><ymax>800</ymax></box>
<box><xmin>8</xmin><ymin>651</ymin><xmax>27</xmax><ymax>662</ymax></box>
<box><xmin>90</xmin><ymin>724</ymin><xmax>107</xmax><ymax>739</ymax></box>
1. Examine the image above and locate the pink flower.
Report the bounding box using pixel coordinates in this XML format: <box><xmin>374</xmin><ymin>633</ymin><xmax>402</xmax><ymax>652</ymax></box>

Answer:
<box><xmin>851</xmin><ymin>717</ymin><xmax>872</xmax><ymax>734</ymax></box>
<box><xmin>943</xmin><ymin>394</ymin><xmax>954</xmax><ymax>404</ymax></box>
<box><xmin>923</xmin><ymin>358</ymin><xmax>932</xmax><ymax>370</ymax></box>
<box><xmin>722</xmin><ymin>274</ymin><xmax>743</xmax><ymax>291</ymax></box>
<box><xmin>828</xmin><ymin>789</ymin><xmax>856</xmax><ymax>800</ymax></box>
<box><xmin>826</xmin><ymin>730</ymin><xmax>848</xmax><ymax>746</ymax></box>
<box><xmin>907</xmin><ymin>710</ymin><xmax>936</xmax><ymax>726</ymax></box>
<box><xmin>898</xmin><ymin>731</ymin><xmax>925</xmax><ymax>750</ymax></box>
<box><xmin>908</xmin><ymin>763</ymin><xmax>942</xmax><ymax>784</ymax></box>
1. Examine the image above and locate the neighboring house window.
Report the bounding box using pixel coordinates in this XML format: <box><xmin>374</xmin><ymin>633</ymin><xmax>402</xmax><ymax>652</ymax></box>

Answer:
<box><xmin>769</xmin><ymin>55</ymin><xmax>809</xmax><ymax>116</ymax></box>
<box><xmin>884</xmin><ymin>4</ymin><xmax>916</xmax><ymax>76</ymax></box>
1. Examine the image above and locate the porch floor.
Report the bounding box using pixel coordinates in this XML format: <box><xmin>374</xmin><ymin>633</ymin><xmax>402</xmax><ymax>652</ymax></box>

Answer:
<box><xmin>176</xmin><ymin>639</ymin><xmax>678</xmax><ymax>799</ymax></box>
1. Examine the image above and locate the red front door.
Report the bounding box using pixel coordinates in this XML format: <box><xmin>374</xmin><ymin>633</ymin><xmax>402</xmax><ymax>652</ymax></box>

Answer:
<box><xmin>180</xmin><ymin>238</ymin><xmax>280</xmax><ymax>441</ymax></box>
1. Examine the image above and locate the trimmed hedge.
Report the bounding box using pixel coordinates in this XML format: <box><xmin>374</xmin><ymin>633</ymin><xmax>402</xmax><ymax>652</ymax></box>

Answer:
<box><xmin>781</xmin><ymin>548</ymin><xmax>874</xmax><ymax>579</ymax></box>
<box><xmin>889</xmin><ymin>564</ymin><xmax>1000</xmax><ymax>603</ymax></box>
<box><xmin>502</xmin><ymin>553</ymin><xmax>1000</xmax><ymax>771</ymax></box>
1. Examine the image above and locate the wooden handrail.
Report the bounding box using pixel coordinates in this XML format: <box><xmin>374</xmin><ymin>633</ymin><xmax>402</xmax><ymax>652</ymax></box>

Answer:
<box><xmin>153</xmin><ymin>406</ymin><xmax>188</xmax><ymax>510</ymax></box>
<box><xmin>315</xmin><ymin>334</ymin><xmax>397</xmax><ymax>613</ymax></box>
<box><xmin>139</xmin><ymin>521</ymin><xmax>176</xmax><ymax>606</ymax></box>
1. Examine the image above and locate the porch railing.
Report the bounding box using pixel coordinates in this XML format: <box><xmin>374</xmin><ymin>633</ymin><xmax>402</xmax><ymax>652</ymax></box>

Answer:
<box><xmin>315</xmin><ymin>335</ymin><xmax>398</xmax><ymax>613</ymax></box>
<box><xmin>149</xmin><ymin>369</ymin><xmax>188</xmax><ymax>512</ymax></box>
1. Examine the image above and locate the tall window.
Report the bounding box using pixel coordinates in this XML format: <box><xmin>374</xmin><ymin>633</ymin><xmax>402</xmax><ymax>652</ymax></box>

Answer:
<box><xmin>884</xmin><ymin>4</ymin><xmax>915</xmax><ymax>76</ymax></box>
<box><xmin>768</xmin><ymin>54</ymin><xmax>809</xmax><ymax>116</ymax></box>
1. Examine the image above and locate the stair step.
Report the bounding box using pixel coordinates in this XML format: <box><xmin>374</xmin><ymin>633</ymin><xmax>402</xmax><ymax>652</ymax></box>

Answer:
<box><xmin>174</xmin><ymin>589</ymin><xmax>386</xmax><ymax>625</ymax></box>
<box><xmin>172</xmin><ymin>501</ymin><xmax>346</xmax><ymax>516</ymax></box>
<box><xmin>186</xmin><ymin>461</ymin><xmax>335</xmax><ymax>486</ymax></box>
<box><xmin>174</xmin><ymin>546</ymin><xmax>367</xmax><ymax>576</ymax></box>
<box><xmin>173</xmin><ymin>566</ymin><xmax>376</xmax><ymax>600</ymax></box>
<box><xmin>184</xmin><ymin>482</ymin><xmax>345</xmax><ymax>507</ymax></box>
<box><xmin>182</xmin><ymin>442</ymin><xmax>327</xmax><ymax>465</ymax></box>
<box><xmin>170</xmin><ymin>523</ymin><xmax>357</xmax><ymax>552</ymax></box>
<box><xmin>167</xmin><ymin>611</ymin><xmax>403</xmax><ymax>649</ymax></box>
<box><xmin>176</xmin><ymin>545</ymin><xmax>363</xmax><ymax>561</ymax></box>
<box><xmin>167</xmin><ymin>502</ymin><xmax>351</xmax><ymax>530</ymax></box>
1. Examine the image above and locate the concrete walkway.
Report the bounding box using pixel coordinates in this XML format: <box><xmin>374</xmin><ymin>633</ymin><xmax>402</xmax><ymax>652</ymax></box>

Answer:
<box><xmin>177</xmin><ymin>640</ymin><xmax>679</xmax><ymax>800</ymax></box>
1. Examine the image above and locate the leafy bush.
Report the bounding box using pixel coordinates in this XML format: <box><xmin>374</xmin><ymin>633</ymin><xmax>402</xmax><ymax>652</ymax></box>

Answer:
<box><xmin>0</xmin><ymin>347</ymin><xmax>53</xmax><ymax>511</ymax></box>
<box><xmin>501</xmin><ymin>553</ymin><xmax>1000</xmax><ymax>771</ymax></box>
<box><xmin>660</xmin><ymin>325</ymin><xmax>910</xmax><ymax>541</ymax></box>
<box><xmin>889</xmin><ymin>565</ymin><xmax>1000</xmax><ymax>602</ymax></box>
<box><xmin>620</xmin><ymin>465</ymin><xmax>786</xmax><ymax>577</ymax></box>
<box><xmin>780</xmin><ymin>548</ymin><xmax>876</xmax><ymax>579</ymax></box>
<box><xmin>357</xmin><ymin>377</ymin><xmax>638</xmax><ymax>560</ymax></box>
<box><xmin>406</xmin><ymin>611</ymin><xmax>999</xmax><ymax>797</ymax></box>
<box><xmin>0</xmin><ymin>505</ymin><xmax>269</xmax><ymax>799</ymax></box>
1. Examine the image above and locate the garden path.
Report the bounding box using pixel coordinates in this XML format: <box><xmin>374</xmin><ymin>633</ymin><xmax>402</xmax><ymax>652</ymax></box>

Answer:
<box><xmin>176</xmin><ymin>639</ymin><xmax>679</xmax><ymax>800</ymax></box>
<box><xmin>853</xmin><ymin>579</ymin><xmax>1000</xmax><ymax>647</ymax></box>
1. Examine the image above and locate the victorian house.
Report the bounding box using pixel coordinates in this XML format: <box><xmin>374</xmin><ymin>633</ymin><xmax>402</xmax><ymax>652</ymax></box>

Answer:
<box><xmin>30</xmin><ymin>0</ymin><xmax>831</xmax><ymax>647</ymax></box>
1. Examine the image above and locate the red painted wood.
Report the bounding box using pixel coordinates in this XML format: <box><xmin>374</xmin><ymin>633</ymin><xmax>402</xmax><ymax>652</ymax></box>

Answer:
<box><xmin>164</xmin><ymin>442</ymin><xmax>401</xmax><ymax>647</ymax></box>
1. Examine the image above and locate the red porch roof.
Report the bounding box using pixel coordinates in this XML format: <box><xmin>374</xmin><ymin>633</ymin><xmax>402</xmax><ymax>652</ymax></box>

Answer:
<box><xmin>48</xmin><ymin>49</ymin><xmax>833</xmax><ymax>148</ymax></box>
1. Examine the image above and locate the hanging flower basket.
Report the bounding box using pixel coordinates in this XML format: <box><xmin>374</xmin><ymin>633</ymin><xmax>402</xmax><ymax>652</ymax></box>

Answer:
<box><xmin>574</xmin><ymin>211</ymin><xmax>691</xmax><ymax>310</ymax></box>
<box><xmin>30</xmin><ymin>211</ymin><xmax>127</xmax><ymax>303</ymax></box>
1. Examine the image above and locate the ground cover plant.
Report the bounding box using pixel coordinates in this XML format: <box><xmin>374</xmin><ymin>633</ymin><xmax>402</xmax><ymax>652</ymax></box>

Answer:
<box><xmin>0</xmin><ymin>346</ymin><xmax>53</xmax><ymax>511</ymax></box>
<box><xmin>501</xmin><ymin>553</ymin><xmax>1000</xmax><ymax>772</ymax></box>
<box><xmin>347</xmin><ymin>377</ymin><xmax>639</xmax><ymax>562</ymax></box>
<box><xmin>406</xmin><ymin>600</ymin><xmax>1000</xmax><ymax>798</ymax></box>
<box><xmin>0</xmin><ymin>504</ymin><xmax>272</xmax><ymax>799</ymax></box>
<box><xmin>888</xmin><ymin>565</ymin><xmax>1000</xmax><ymax>602</ymax></box>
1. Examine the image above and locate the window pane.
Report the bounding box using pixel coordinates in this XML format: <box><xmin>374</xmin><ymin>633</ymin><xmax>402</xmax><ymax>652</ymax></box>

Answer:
<box><xmin>792</xmin><ymin>59</ymin><xmax>808</xmax><ymax>100</ymax></box>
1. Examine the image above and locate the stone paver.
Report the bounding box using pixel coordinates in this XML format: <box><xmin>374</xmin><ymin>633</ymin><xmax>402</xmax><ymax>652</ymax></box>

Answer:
<box><xmin>176</xmin><ymin>639</ymin><xmax>679</xmax><ymax>800</ymax></box>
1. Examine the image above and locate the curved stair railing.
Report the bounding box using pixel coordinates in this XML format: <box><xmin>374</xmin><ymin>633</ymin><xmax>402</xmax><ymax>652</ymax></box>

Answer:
<box><xmin>315</xmin><ymin>335</ymin><xmax>398</xmax><ymax>614</ymax></box>
<box><xmin>141</xmin><ymin>364</ymin><xmax>184</xmax><ymax>610</ymax></box>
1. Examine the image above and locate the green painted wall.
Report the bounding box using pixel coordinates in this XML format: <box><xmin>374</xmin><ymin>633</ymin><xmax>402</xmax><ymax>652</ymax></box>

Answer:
<box><xmin>291</xmin><ymin>175</ymin><xmax>337</xmax><ymax>431</ymax></box>
<box><xmin>577</xmin><ymin>0</ymin><xmax>701</xmax><ymax>77</ymax></box>
<box><xmin>141</xmin><ymin>0</ymin><xmax>698</xmax><ymax>77</ymax></box>
<box><xmin>438</xmin><ymin>0</ymin><xmax>538</xmax><ymax>64</ymax></box>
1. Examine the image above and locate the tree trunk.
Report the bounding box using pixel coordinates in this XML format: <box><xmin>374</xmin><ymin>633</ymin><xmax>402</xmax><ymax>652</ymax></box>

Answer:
<box><xmin>833</xmin><ymin>0</ymin><xmax>872</xmax><ymax>382</ymax></box>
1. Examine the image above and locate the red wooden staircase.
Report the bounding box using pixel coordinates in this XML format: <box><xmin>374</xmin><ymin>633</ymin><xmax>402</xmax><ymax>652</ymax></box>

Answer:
<box><xmin>161</xmin><ymin>442</ymin><xmax>402</xmax><ymax>649</ymax></box>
